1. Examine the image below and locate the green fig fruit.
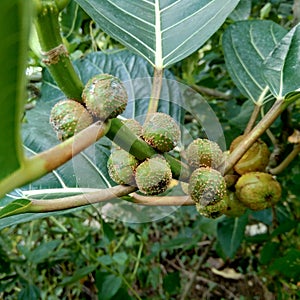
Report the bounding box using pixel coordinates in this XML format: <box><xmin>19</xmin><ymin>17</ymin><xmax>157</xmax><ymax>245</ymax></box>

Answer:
<box><xmin>135</xmin><ymin>156</ymin><xmax>172</xmax><ymax>195</ymax></box>
<box><xmin>195</xmin><ymin>199</ymin><xmax>227</xmax><ymax>219</ymax></box>
<box><xmin>189</xmin><ymin>167</ymin><xmax>226</xmax><ymax>207</ymax></box>
<box><xmin>142</xmin><ymin>113</ymin><xmax>181</xmax><ymax>152</ymax></box>
<box><xmin>230</xmin><ymin>136</ymin><xmax>270</xmax><ymax>175</ymax></box>
<box><xmin>235</xmin><ymin>172</ymin><xmax>282</xmax><ymax>211</ymax></box>
<box><xmin>185</xmin><ymin>138</ymin><xmax>223</xmax><ymax>169</ymax></box>
<box><xmin>223</xmin><ymin>191</ymin><xmax>247</xmax><ymax>217</ymax></box>
<box><xmin>82</xmin><ymin>73</ymin><xmax>128</xmax><ymax>120</ymax></box>
<box><xmin>50</xmin><ymin>99</ymin><xmax>93</xmax><ymax>141</ymax></box>
<box><xmin>122</xmin><ymin>119</ymin><xmax>143</xmax><ymax>137</ymax></box>
<box><xmin>107</xmin><ymin>149</ymin><xmax>139</xmax><ymax>185</ymax></box>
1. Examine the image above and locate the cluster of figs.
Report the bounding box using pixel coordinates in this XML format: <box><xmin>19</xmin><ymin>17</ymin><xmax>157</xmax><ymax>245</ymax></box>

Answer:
<box><xmin>49</xmin><ymin>73</ymin><xmax>282</xmax><ymax>219</ymax></box>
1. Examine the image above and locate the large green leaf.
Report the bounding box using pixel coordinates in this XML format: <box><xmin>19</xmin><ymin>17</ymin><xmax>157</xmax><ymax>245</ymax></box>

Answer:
<box><xmin>217</xmin><ymin>214</ymin><xmax>248</xmax><ymax>258</ymax></box>
<box><xmin>263</xmin><ymin>23</ymin><xmax>300</xmax><ymax>98</ymax></box>
<box><xmin>0</xmin><ymin>1</ymin><xmax>31</xmax><ymax>180</ymax></box>
<box><xmin>0</xmin><ymin>50</ymin><xmax>183</xmax><ymax>229</ymax></box>
<box><xmin>223</xmin><ymin>20</ymin><xmax>287</xmax><ymax>103</ymax></box>
<box><xmin>75</xmin><ymin>0</ymin><xmax>240</xmax><ymax>68</ymax></box>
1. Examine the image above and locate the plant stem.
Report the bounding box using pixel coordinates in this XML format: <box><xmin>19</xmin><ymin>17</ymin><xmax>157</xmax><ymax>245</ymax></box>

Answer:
<box><xmin>30</xmin><ymin>185</ymin><xmax>137</xmax><ymax>212</ymax></box>
<box><xmin>0</xmin><ymin>121</ymin><xmax>110</xmax><ymax>199</ymax></box>
<box><xmin>130</xmin><ymin>193</ymin><xmax>193</xmax><ymax>206</ymax></box>
<box><xmin>146</xmin><ymin>67</ymin><xmax>163</xmax><ymax>119</ymax></box>
<box><xmin>269</xmin><ymin>144</ymin><xmax>300</xmax><ymax>175</ymax></box>
<box><xmin>34</xmin><ymin>0</ymin><xmax>84</xmax><ymax>101</ymax></box>
<box><xmin>244</xmin><ymin>104</ymin><xmax>261</xmax><ymax>134</ymax></box>
<box><xmin>224</xmin><ymin>99</ymin><xmax>288</xmax><ymax>174</ymax></box>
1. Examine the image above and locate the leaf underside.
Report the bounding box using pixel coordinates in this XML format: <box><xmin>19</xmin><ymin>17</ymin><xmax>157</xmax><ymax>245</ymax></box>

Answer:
<box><xmin>223</xmin><ymin>20</ymin><xmax>287</xmax><ymax>103</ymax></box>
<box><xmin>263</xmin><ymin>23</ymin><xmax>300</xmax><ymax>98</ymax></box>
<box><xmin>75</xmin><ymin>0</ymin><xmax>240</xmax><ymax>68</ymax></box>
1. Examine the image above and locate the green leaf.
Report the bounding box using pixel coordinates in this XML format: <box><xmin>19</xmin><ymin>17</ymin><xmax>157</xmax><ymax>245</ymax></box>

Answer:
<box><xmin>229</xmin><ymin>0</ymin><xmax>251</xmax><ymax>21</ymax></box>
<box><xmin>260</xmin><ymin>242</ymin><xmax>280</xmax><ymax>265</ymax></box>
<box><xmin>61</xmin><ymin>265</ymin><xmax>98</xmax><ymax>286</ymax></box>
<box><xmin>0</xmin><ymin>1</ymin><xmax>31</xmax><ymax>180</ymax></box>
<box><xmin>223</xmin><ymin>20</ymin><xmax>287</xmax><ymax>103</ymax></box>
<box><xmin>163</xmin><ymin>272</ymin><xmax>180</xmax><ymax>295</ymax></box>
<box><xmin>18</xmin><ymin>284</ymin><xmax>40</xmax><ymax>300</ymax></box>
<box><xmin>95</xmin><ymin>272</ymin><xmax>122</xmax><ymax>300</ymax></box>
<box><xmin>75</xmin><ymin>0</ymin><xmax>240</xmax><ymax>68</ymax></box>
<box><xmin>217</xmin><ymin>214</ymin><xmax>248</xmax><ymax>258</ymax></box>
<box><xmin>0</xmin><ymin>199</ymin><xmax>32</xmax><ymax>219</ymax></box>
<box><xmin>28</xmin><ymin>240</ymin><xmax>61</xmax><ymax>264</ymax></box>
<box><xmin>268</xmin><ymin>249</ymin><xmax>300</xmax><ymax>280</ymax></box>
<box><xmin>263</xmin><ymin>23</ymin><xmax>300</xmax><ymax>98</ymax></box>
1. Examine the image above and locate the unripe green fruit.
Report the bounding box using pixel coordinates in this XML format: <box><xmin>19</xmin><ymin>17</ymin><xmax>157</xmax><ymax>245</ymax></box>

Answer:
<box><xmin>135</xmin><ymin>156</ymin><xmax>172</xmax><ymax>195</ymax></box>
<box><xmin>185</xmin><ymin>138</ymin><xmax>223</xmax><ymax>169</ymax></box>
<box><xmin>195</xmin><ymin>199</ymin><xmax>227</xmax><ymax>219</ymax></box>
<box><xmin>107</xmin><ymin>149</ymin><xmax>139</xmax><ymax>185</ymax></box>
<box><xmin>50</xmin><ymin>99</ymin><xmax>93</xmax><ymax>141</ymax></box>
<box><xmin>122</xmin><ymin>119</ymin><xmax>143</xmax><ymax>137</ymax></box>
<box><xmin>235</xmin><ymin>172</ymin><xmax>282</xmax><ymax>211</ymax></box>
<box><xmin>230</xmin><ymin>136</ymin><xmax>270</xmax><ymax>175</ymax></box>
<box><xmin>189</xmin><ymin>167</ymin><xmax>226</xmax><ymax>207</ymax></box>
<box><xmin>82</xmin><ymin>73</ymin><xmax>128</xmax><ymax>120</ymax></box>
<box><xmin>223</xmin><ymin>191</ymin><xmax>247</xmax><ymax>217</ymax></box>
<box><xmin>142</xmin><ymin>113</ymin><xmax>181</xmax><ymax>152</ymax></box>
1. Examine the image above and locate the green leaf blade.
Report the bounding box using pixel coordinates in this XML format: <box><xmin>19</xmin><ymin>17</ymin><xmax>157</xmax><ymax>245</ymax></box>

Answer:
<box><xmin>263</xmin><ymin>24</ymin><xmax>300</xmax><ymax>98</ymax></box>
<box><xmin>223</xmin><ymin>20</ymin><xmax>287</xmax><ymax>102</ymax></box>
<box><xmin>217</xmin><ymin>215</ymin><xmax>248</xmax><ymax>258</ymax></box>
<box><xmin>0</xmin><ymin>199</ymin><xmax>32</xmax><ymax>219</ymax></box>
<box><xmin>0</xmin><ymin>1</ymin><xmax>31</xmax><ymax>180</ymax></box>
<box><xmin>75</xmin><ymin>0</ymin><xmax>239</xmax><ymax>68</ymax></box>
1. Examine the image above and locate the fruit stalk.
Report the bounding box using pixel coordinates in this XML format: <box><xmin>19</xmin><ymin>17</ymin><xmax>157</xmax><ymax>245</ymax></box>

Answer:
<box><xmin>224</xmin><ymin>98</ymin><xmax>288</xmax><ymax>174</ymax></box>
<box><xmin>34</xmin><ymin>0</ymin><xmax>84</xmax><ymax>101</ymax></box>
<box><xmin>146</xmin><ymin>67</ymin><xmax>163</xmax><ymax>119</ymax></box>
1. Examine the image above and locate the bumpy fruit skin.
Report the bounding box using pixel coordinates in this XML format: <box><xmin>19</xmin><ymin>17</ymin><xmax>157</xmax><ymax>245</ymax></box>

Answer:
<box><xmin>122</xmin><ymin>119</ymin><xmax>143</xmax><ymax>137</ymax></box>
<box><xmin>235</xmin><ymin>172</ymin><xmax>282</xmax><ymax>211</ymax></box>
<box><xmin>189</xmin><ymin>167</ymin><xmax>226</xmax><ymax>207</ymax></box>
<box><xmin>50</xmin><ymin>99</ymin><xmax>93</xmax><ymax>141</ymax></box>
<box><xmin>186</xmin><ymin>138</ymin><xmax>223</xmax><ymax>169</ymax></box>
<box><xmin>107</xmin><ymin>149</ymin><xmax>139</xmax><ymax>185</ymax></box>
<box><xmin>142</xmin><ymin>113</ymin><xmax>181</xmax><ymax>152</ymax></box>
<box><xmin>223</xmin><ymin>191</ymin><xmax>247</xmax><ymax>217</ymax></box>
<box><xmin>135</xmin><ymin>156</ymin><xmax>172</xmax><ymax>195</ymax></box>
<box><xmin>82</xmin><ymin>73</ymin><xmax>128</xmax><ymax>120</ymax></box>
<box><xmin>196</xmin><ymin>199</ymin><xmax>227</xmax><ymax>219</ymax></box>
<box><xmin>230</xmin><ymin>136</ymin><xmax>270</xmax><ymax>175</ymax></box>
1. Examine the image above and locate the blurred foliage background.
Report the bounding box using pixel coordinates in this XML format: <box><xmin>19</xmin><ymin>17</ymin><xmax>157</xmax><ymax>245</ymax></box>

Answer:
<box><xmin>1</xmin><ymin>0</ymin><xmax>299</xmax><ymax>299</ymax></box>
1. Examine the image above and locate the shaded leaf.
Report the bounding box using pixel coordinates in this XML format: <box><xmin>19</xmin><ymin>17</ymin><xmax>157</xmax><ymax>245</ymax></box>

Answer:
<box><xmin>263</xmin><ymin>23</ymin><xmax>300</xmax><ymax>98</ymax></box>
<box><xmin>61</xmin><ymin>265</ymin><xmax>98</xmax><ymax>286</ymax></box>
<box><xmin>223</xmin><ymin>20</ymin><xmax>287</xmax><ymax>103</ymax></box>
<box><xmin>95</xmin><ymin>272</ymin><xmax>122</xmax><ymax>300</ymax></box>
<box><xmin>0</xmin><ymin>1</ymin><xmax>31</xmax><ymax>180</ymax></box>
<box><xmin>268</xmin><ymin>249</ymin><xmax>300</xmax><ymax>280</ymax></box>
<box><xmin>217</xmin><ymin>214</ymin><xmax>248</xmax><ymax>258</ymax></box>
<box><xmin>75</xmin><ymin>0</ymin><xmax>240</xmax><ymax>68</ymax></box>
<box><xmin>229</xmin><ymin>0</ymin><xmax>251</xmax><ymax>21</ymax></box>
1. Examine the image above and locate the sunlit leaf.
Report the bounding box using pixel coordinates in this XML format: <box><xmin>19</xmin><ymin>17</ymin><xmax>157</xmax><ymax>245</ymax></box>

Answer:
<box><xmin>223</xmin><ymin>20</ymin><xmax>287</xmax><ymax>103</ymax></box>
<box><xmin>75</xmin><ymin>0</ymin><xmax>240</xmax><ymax>68</ymax></box>
<box><xmin>263</xmin><ymin>23</ymin><xmax>300</xmax><ymax>98</ymax></box>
